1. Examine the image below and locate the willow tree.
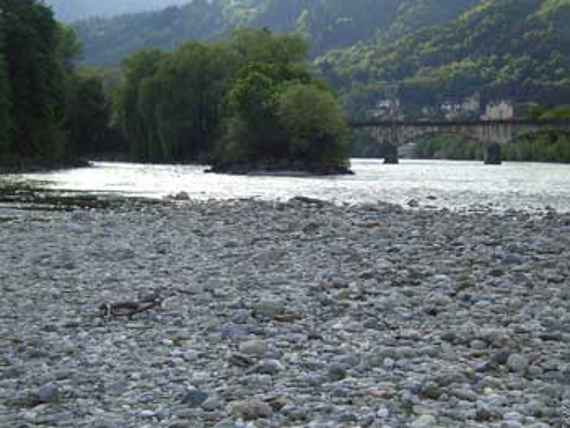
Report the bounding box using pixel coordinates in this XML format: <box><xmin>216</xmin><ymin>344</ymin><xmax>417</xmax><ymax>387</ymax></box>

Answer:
<box><xmin>119</xmin><ymin>41</ymin><xmax>238</xmax><ymax>162</ymax></box>
<box><xmin>150</xmin><ymin>42</ymin><xmax>238</xmax><ymax>161</ymax></box>
<box><xmin>64</xmin><ymin>71</ymin><xmax>111</xmax><ymax>157</ymax></box>
<box><xmin>116</xmin><ymin>48</ymin><xmax>166</xmax><ymax>161</ymax></box>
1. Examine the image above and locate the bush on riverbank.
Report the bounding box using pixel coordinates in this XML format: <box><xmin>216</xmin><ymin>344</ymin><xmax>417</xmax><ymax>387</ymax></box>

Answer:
<box><xmin>502</xmin><ymin>132</ymin><xmax>570</xmax><ymax>162</ymax></box>
<box><xmin>415</xmin><ymin>132</ymin><xmax>570</xmax><ymax>163</ymax></box>
<box><xmin>116</xmin><ymin>29</ymin><xmax>351</xmax><ymax>173</ymax></box>
<box><xmin>416</xmin><ymin>136</ymin><xmax>484</xmax><ymax>160</ymax></box>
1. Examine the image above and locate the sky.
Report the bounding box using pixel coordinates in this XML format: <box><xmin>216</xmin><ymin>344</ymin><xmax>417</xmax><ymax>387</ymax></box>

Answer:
<box><xmin>43</xmin><ymin>0</ymin><xmax>191</xmax><ymax>22</ymax></box>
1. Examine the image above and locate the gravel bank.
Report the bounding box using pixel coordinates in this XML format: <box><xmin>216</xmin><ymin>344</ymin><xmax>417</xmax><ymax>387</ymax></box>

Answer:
<box><xmin>1</xmin><ymin>198</ymin><xmax>569</xmax><ymax>428</ymax></box>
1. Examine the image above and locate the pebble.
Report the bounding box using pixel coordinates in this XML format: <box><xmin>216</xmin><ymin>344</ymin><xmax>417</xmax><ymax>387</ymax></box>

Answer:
<box><xmin>37</xmin><ymin>383</ymin><xmax>59</xmax><ymax>404</ymax></box>
<box><xmin>0</xmin><ymin>198</ymin><xmax>568</xmax><ymax>427</ymax></box>
<box><xmin>239</xmin><ymin>340</ymin><xmax>268</xmax><ymax>357</ymax></box>
<box><xmin>410</xmin><ymin>414</ymin><xmax>437</xmax><ymax>427</ymax></box>
<box><xmin>229</xmin><ymin>399</ymin><xmax>274</xmax><ymax>420</ymax></box>
<box><xmin>180</xmin><ymin>389</ymin><xmax>209</xmax><ymax>408</ymax></box>
<box><xmin>507</xmin><ymin>354</ymin><xmax>530</xmax><ymax>373</ymax></box>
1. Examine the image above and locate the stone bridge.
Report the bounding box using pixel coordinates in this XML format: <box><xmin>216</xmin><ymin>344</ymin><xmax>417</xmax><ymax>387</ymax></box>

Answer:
<box><xmin>348</xmin><ymin>119</ymin><xmax>570</xmax><ymax>164</ymax></box>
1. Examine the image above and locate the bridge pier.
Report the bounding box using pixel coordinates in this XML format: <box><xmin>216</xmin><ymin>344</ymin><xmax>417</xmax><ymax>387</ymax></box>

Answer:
<box><xmin>484</xmin><ymin>143</ymin><xmax>502</xmax><ymax>165</ymax></box>
<box><xmin>382</xmin><ymin>143</ymin><xmax>399</xmax><ymax>164</ymax></box>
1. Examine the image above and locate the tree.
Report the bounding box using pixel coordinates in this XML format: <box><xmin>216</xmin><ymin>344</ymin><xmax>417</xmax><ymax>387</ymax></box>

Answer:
<box><xmin>116</xmin><ymin>48</ymin><xmax>166</xmax><ymax>160</ymax></box>
<box><xmin>217</xmin><ymin>58</ymin><xmax>349</xmax><ymax>169</ymax></box>
<box><xmin>277</xmin><ymin>83</ymin><xmax>349</xmax><ymax>166</ymax></box>
<box><xmin>2</xmin><ymin>0</ymin><xmax>67</xmax><ymax>160</ymax></box>
<box><xmin>0</xmin><ymin>10</ymin><xmax>12</xmax><ymax>154</ymax></box>
<box><xmin>56</xmin><ymin>23</ymin><xmax>82</xmax><ymax>73</ymax></box>
<box><xmin>229</xmin><ymin>28</ymin><xmax>308</xmax><ymax>67</ymax></box>
<box><xmin>64</xmin><ymin>71</ymin><xmax>111</xmax><ymax>157</ymax></box>
<box><xmin>146</xmin><ymin>42</ymin><xmax>238</xmax><ymax>161</ymax></box>
<box><xmin>223</xmin><ymin>65</ymin><xmax>285</xmax><ymax>161</ymax></box>
<box><xmin>115</xmin><ymin>27</ymin><xmax>351</xmax><ymax>171</ymax></box>
<box><xmin>118</xmin><ymin>41</ymin><xmax>238</xmax><ymax>162</ymax></box>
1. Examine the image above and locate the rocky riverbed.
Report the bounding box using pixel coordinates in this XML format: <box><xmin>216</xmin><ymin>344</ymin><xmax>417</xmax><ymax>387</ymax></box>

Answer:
<box><xmin>1</xmin><ymin>197</ymin><xmax>569</xmax><ymax>428</ymax></box>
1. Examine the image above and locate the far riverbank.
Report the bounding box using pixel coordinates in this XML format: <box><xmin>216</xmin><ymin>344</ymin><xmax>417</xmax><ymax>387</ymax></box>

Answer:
<box><xmin>0</xmin><ymin>159</ymin><xmax>90</xmax><ymax>175</ymax></box>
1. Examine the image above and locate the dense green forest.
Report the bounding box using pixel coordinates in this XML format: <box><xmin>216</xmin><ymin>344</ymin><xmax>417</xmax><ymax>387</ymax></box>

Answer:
<box><xmin>116</xmin><ymin>29</ymin><xmax>350</xmax><ymax>172</ymax></box>
<box><xmin>0</xmin><ymin>0</ymin><xmax>113</xmax><ymax>169</ymax></box>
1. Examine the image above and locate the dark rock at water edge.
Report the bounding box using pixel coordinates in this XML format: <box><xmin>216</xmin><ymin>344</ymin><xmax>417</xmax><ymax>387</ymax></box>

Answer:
<box><xmin>205</xmin><ymin>160</ymin><xmax>354</xmax><ymax>176</ymax></box>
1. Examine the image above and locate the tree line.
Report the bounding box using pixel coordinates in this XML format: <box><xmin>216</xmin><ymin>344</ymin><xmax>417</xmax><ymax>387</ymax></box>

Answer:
<box><xmin>0</xmin><ymin>1</ymin><xmax>349</xmax><ymax>173</ymax></box>
<box><xmin>116</xmin><ymin>28</ymin><xmax>350</xmax><ymax>172</ymax></box>
<box><xmin>0</xmin><ymin>0</ymin><xmax>112</xmax><ymax>169</ymax></box>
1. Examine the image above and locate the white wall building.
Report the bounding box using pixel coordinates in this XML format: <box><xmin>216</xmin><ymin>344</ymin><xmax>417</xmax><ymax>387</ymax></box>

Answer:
<box><xmin>482</xmin><ymin>100</ymin><xmax>514</xmax><ymax>120</ymax></box>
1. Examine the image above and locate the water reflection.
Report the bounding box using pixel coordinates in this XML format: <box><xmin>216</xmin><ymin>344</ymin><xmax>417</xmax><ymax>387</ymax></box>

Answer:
<box><xmin>17</xmin><ymin>159</ymin><xmax>570</xmax><ymax>212</ymax></box>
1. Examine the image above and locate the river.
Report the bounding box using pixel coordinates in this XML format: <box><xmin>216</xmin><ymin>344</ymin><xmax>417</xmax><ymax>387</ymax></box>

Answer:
<box><xmin>13</xmin><ymin>158</ymin><xmax>570</xmax><ymax>212</ymax></box>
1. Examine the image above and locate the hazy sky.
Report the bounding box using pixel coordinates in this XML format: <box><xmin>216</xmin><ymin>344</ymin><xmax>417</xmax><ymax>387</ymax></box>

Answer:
<box><xmin>44</xmin><ymin>0</ymin><xmax>192</xmax><ymax>22</ymax></box>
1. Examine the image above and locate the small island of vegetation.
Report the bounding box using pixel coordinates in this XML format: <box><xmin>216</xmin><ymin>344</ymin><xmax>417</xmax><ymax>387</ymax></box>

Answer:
<box><xmin>116</xmin><ymin>28</ymin><xmax>352</xmax><ymax>175</ymax></box>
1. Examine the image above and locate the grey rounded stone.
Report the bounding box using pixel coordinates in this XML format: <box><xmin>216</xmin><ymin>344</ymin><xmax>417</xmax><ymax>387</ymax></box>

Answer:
<box><xmin>239</xmin><ymin>339</ymin><xmax>268</xmax><ymax>357</ymax></box>
<box><xmin>409</xmin><ymin>414</ymin><xmax>437</xmax><ymax>428</ymax></box>
<box><xmin>327</xmin><ymin>364</ymin><xmax>347</xmax><ymax>382</ymax></box>
<box><xmin>37</xmin><ymin>383</ymin><xmax>59</xmax><ymax>403</ymax></box>
<box><xmin>180</xmin><ymin>389</ymin><xmax>209</xmax><ymax>408</ymax></box>
<box><xmin>383</xmin><ymin>357</ymin><xmax>396</xmax><ymax>370</ymax></box>
<box><xmin>229</xmin><ymin>399</ymin><xmax>273</xmax><ymax>421</ymax></box>
<box><xmin>507</xmin><ymin>354</ymin><xmax>529</xmax><ymax>373</ymax></box>
<box><xmin>201</xmin><ymin>396</ymin><xmax>223</xmax><ymax>411</ymax></box>
<box><xmin>419</xmin><ymin>382</ymin><xmax>442</xmax><ymax>400</ymax></box>
<box><xmin>253</xmin><ymin>300</ymin><xmax>285</xmax><ymax>317</ymax></box>
<box><xmin>252</xmin><ymin>359</ymin><xmax>284</xmax><ymax>375</ymax></box>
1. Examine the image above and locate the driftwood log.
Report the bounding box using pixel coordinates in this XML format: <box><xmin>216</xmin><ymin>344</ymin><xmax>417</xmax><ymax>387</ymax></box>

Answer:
<box><xmin>97</xmin><ymin>287</ymin><xmax>194</xmax><ymax>319</ymax></box>
<box><xmin>98</xmin><ymin>296</ymin><xmax>164</xmax><ymax>319</ymax></box>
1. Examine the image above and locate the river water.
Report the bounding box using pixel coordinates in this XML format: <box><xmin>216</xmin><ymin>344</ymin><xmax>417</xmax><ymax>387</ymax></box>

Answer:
<box><xmin>15</xmin><ymin>159</ymin><xmax>570</xmax><ymax>212</ymax></box>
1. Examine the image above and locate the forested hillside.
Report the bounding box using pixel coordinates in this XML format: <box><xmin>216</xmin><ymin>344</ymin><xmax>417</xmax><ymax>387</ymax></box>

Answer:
<box><xmin>60</xmin><ymin>0</ymin><xmax>570</xmax><ymax>116</ymax></box>
<box><xmin>43</xmin><ymin>0</ymin><xmax>189</xmax><ymax>22</ymax></box>
<box><xmin>74</xmin><ymin>1</ymin><xmax>229</xmax><ymax>66</ymax></box>
<box><xmin>325</xmin><ymin>0</ymin><xmax>570</xmax><ymax>111</ymax></box>
<box><xmin>73</xmin><ymin>0</ymin><xmax>479</xmax><ymax>66</ymax></box>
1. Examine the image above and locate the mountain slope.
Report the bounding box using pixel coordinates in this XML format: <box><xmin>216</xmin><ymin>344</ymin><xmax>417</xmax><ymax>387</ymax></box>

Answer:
<box><xmin>323</xmin><ymin>0</ymin><xmax>570</xmax><ymax>105</ymax></box>
<box><xmin>73</xmin><ymin>0</ymin><xmax>479</xmax><ymax>66</ymax></box>
<box><xmin>70</xmin><ymin>0</ymin><xmax>570</xmax><ymax>110</ymax></box>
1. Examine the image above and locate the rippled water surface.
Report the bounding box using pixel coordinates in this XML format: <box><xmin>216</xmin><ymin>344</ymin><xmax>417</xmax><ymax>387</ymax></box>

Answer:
<box><xmin>16</xmin><ymin>159</ymin><xmax>570</xmax><ymax>211</ymax></box>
